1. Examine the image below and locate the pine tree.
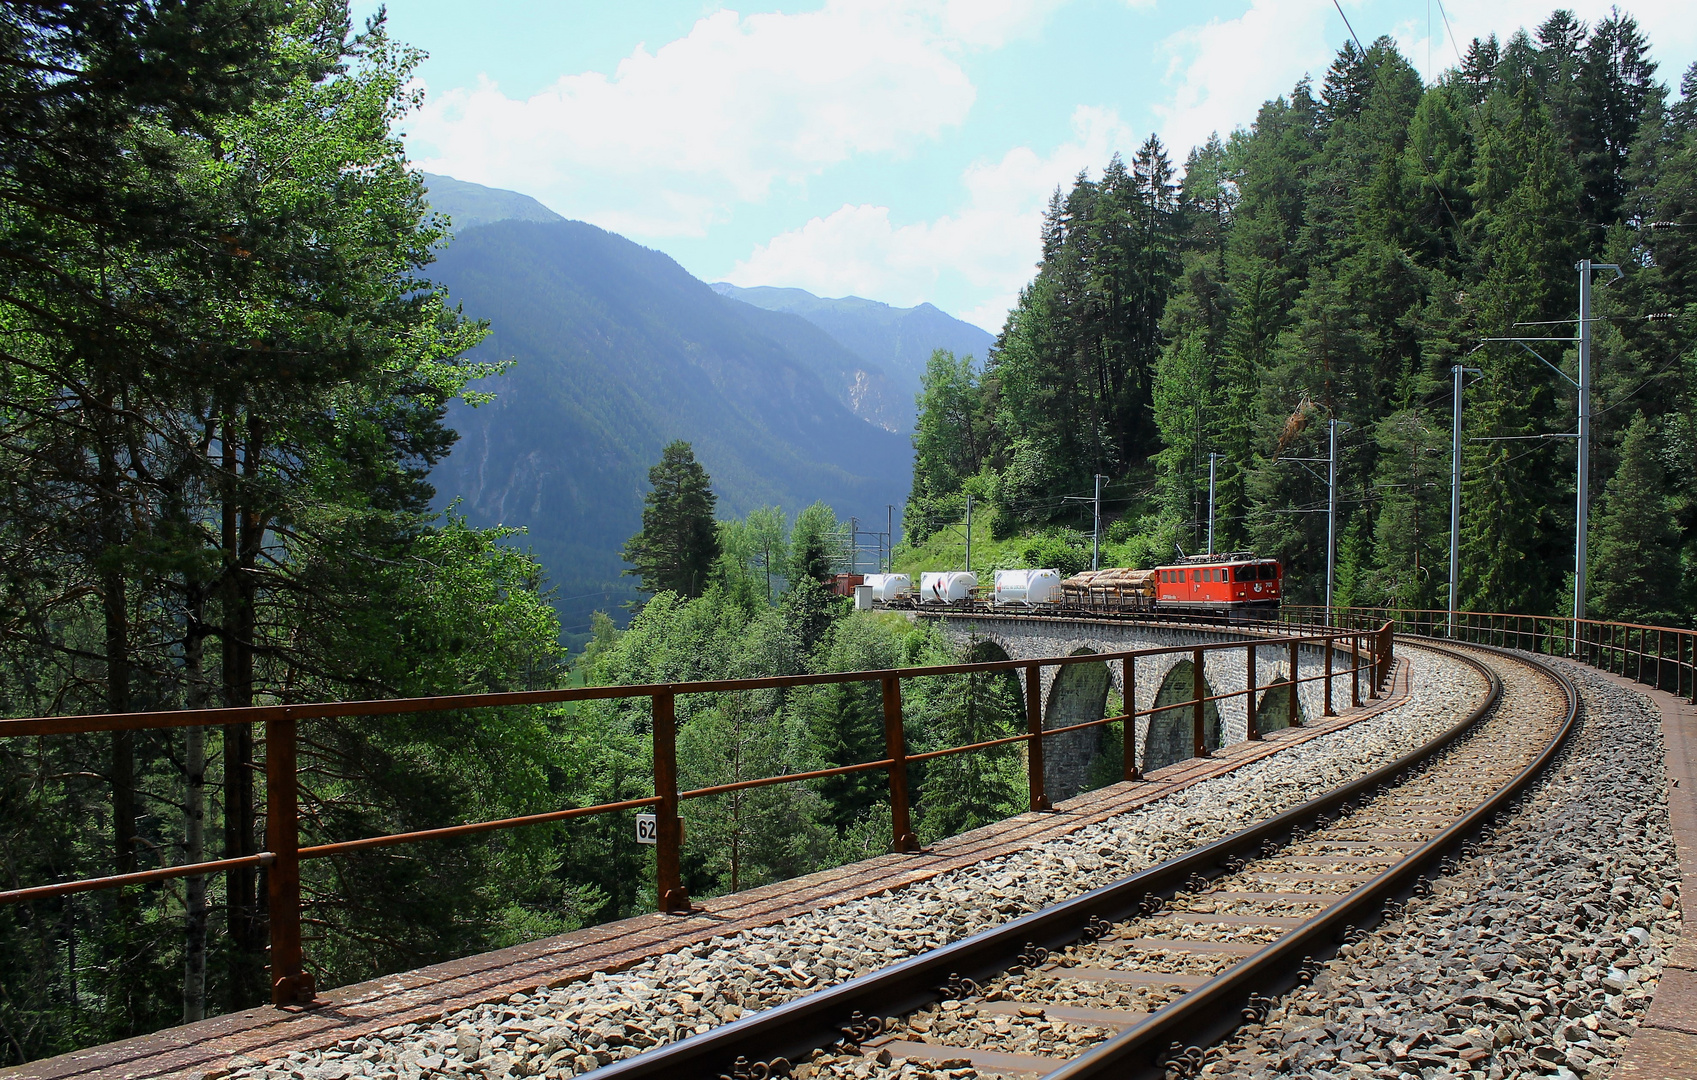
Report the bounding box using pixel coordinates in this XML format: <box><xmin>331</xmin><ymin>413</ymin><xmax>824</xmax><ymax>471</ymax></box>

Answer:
<box><xmin>622</xmin><ymin>442</ymin><xmax>720</xmax><ymax>599</ymax></box>
<box><xmin>1591</xmin><ymin>413</ymin><xmax>1680</xmax><ymax>621</ymax></box>
<box><xmin>787</xmin><ymin>501</ymin><xmax>842</xmax><ymax>584</ymax></box>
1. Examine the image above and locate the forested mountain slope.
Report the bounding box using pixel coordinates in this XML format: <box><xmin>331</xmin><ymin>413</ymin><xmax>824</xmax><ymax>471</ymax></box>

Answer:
<box><xmin>715</xmin><ymin>295</ymin><xmax>907</xmax><ymax>431</ymax></box>
<box><xmin>909</xmin><ymin>13</ymin><xmax>1697</xmax><ymax>626</ymax></box>
<box><xmin>712</xmin><ymin>283</ymin><xmax>996</xmax><ymax>420</ymax></box>
<box><xmin>427</xmin><ymin>219</ymin><xmax>913</xmax><ymax>635</ymax></box>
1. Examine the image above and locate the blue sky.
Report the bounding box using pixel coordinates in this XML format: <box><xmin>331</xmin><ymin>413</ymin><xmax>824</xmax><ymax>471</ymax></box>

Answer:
<box><xmin>363</xmin><ymin>1</ymin><xmax>1697</xmax><ymax>332</ymax></box>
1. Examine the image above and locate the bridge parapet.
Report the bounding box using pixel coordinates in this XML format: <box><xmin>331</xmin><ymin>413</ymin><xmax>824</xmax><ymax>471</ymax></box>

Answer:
<box><xmin>0</xmin><ymin>616</ymin><xmax>1385</xmax><ymax>1017</ymax></box>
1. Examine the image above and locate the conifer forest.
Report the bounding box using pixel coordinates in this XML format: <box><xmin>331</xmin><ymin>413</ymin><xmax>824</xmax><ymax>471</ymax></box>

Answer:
<box><xmin>907</xmin><ymin>12</ymin><xmax>1697</xmax><ymax>628</ymax></box>
<box><xmin>2</xmin><ymin>0</ymin><xmax>1695</xmax><ymax>1064</ymax></box>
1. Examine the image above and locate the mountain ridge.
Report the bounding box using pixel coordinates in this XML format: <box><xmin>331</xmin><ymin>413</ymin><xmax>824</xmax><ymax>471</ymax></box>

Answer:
<box><xmin>710</xmin><ymin>282</ymin><xmax>996</xmax><ymax>408</ymax></box>
<box><xmin>419</xmin><ymin>175</ymin><xmax>995</xmax><ymax>641</ymax></box>
<box><xmin>426</xmin><ymin>217</ymin><xmax>913</xmax><ymax>638</ymax></box>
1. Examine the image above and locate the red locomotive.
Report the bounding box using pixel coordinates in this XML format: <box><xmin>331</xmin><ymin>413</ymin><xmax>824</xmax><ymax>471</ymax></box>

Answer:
<box><xmin>1153</xmin><ymin>552</ymin><xmax>1282</xmax><ymax>612</ymax></box>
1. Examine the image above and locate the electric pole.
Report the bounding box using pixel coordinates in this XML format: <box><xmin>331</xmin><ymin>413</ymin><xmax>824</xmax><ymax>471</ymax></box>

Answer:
<box><xmin>887</xmin><ymin>504</ymin><xmax>894</xmax><ymax>573</ymax></box>
<box><xmin>1573</xmin><ymin>259</ymin><xmax>1620</xmax><ymax>644</ymax></box>
<box><xmin>1206</xmin><ymin>454</ymin><xmax>1222</xmax><ymax>555</ymax></box>
<box><xmin>964</xmin><ymin>495</ymin><xmax>973</xmax><ymax>575</ymax></box>
<box><xmin>1448</xmin><ymin>363</ymin><xmax>1480</xmax><ymax>639</ymax></box>
<box><xmin>1476</xmin><ymin>258</ymin><xmax>1620</xmax><ymax>650</ymax></box>
<box><xmin>1325</xmin><ymin>419</ymin><xmax>1339</xmax><ymax>621</ymax></box>
<box><xmin>1092</xmin><ymin>473</ymin><xmax>1105</xmax><ymax>570</ymax></box>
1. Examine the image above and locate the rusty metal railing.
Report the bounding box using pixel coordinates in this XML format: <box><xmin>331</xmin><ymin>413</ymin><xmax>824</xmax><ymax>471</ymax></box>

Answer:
<box><xmin>0</xmin><ymin>624</ymin><xmax>1388</xmax><ymax>1008</ymax></box>
<box><xmin>1281</xmin><ymin>604</ymin><xmax>1697</xmax><ymax>703</ymax></box>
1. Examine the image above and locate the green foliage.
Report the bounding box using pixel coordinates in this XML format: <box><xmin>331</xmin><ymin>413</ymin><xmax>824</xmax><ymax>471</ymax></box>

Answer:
<box><xmin>623</xmin><ymin>441</ymin><xmax>721</xmax><ymax>599</ymax></box>
<box><xmin>568</xmin><ymin>586</ymin><xmax>1022</xmax><ymax>902</ymax></box>
<box><xmin>1020</xmin><ymin>530</ymin><xmax>1094</xmax><ymax>579</ymax></box>
<box><xmin>1591</xmin><ymin>413</ymin><xmax>1682</xmax><ymax>621</ymax></box>
<box><xmin>907</xmin><ymin>664</ymin><xmax>1027</xmax><ymax>844</ymax></box>
<box><xmin>907</xmin><ymin>349</ymin><xmax>992</xmax><ymax>543</ymax></box>
<box><xmin>788</xmin><ymin>500</ymin><xmax>844</xmax><ymax>583</ymax></box>
<box><xmin>0</xmin><ymin>2</ymin><xmax>571</xmax><ymax>1058</ymax></box>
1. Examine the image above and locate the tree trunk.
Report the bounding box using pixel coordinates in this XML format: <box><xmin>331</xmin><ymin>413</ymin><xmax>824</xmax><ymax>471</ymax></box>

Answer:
<box><xmin>183</xmin><ymin>594</ymin><xmax>210</xmax><ymax>1023</ymax></box>
<box><xmin>221</xmin><ymin>414</ymin><xmax>264</xmax><ymax>1008</ymax></box>
<box><xmin>96</xmin><ymin>418</ymin><xmax>137</xmax><ymax>1033</ymax></box>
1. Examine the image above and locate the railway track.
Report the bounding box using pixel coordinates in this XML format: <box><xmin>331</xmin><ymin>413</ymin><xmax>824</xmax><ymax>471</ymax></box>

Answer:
<box><xmin>592</xmin><ymin>639</ymin><xmax>1578</xmax><ymax>1080</ymax></box>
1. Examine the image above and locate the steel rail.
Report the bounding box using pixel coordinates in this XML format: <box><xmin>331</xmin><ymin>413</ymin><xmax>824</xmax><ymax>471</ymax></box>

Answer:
<box><xmin>1045</xmin><ymin>641</ymin><xmax>1578</xmax><ymax>1078</ymax></box>
<box><xmin>591</xmin><ymin>639</ymin><xmax>1546</xmax><ymax>1079</ymax></box>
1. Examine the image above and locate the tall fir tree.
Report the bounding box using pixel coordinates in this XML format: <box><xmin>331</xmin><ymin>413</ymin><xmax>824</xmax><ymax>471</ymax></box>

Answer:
<box><xmin>622</xmin><ymin>441</ymin><xmax>720</xmax><ymax>599</ymax></box>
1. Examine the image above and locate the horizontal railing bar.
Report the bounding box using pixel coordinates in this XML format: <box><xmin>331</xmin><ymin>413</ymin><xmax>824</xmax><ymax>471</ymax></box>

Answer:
<box><xmin>1286</xmin><ymin>604</ymin><xmax>1693</xmax><ymax>638</ymax></box>
<box><xmin>0</xmin><ymin>854</ymin><xmax>268</xmax><ymax>904</ymax></box>
<box><xmin>0</xmin><ymin>633</ymin><xmax>1356</xmax><ymax>739</ymax></box>
<box><xmin>296</xmin><ymin>795</ymin><xmax>666</xmax><ymax>860</ymax></box>
<box><xmin>679</xmin><ymin>759</ymin><xmax>898</xmax><ymax>800</ymax></box>
<box><xmin>905</xmin><ymin>730</ymin><xmax>1040</xmax><ymax>764</ymax></box>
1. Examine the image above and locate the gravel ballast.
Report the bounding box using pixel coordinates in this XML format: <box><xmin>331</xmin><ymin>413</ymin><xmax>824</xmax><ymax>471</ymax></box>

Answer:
<box><xmin>230</xmin><ymin>646</ymin><xmax>1484</xmax><ymax>1080</ymax></box>
<box><xmin>1190</xmin><ymin>654</ymin><xmax>1679</xmax><ymax>1080</ymax></box>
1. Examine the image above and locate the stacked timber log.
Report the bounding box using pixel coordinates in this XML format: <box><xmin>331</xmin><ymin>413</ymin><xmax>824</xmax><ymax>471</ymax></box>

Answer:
<box><xmin>1059</xmin><ymin>567</ymin><xmax>1155</xmax><ymax>609</ymax></box>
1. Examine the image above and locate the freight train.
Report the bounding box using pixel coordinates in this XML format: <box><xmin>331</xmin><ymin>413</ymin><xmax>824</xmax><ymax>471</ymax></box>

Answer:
<box><xmin>839</xmin><ymin>551</ymin><xmax>1283</xmax><ymax>618</ymax></box>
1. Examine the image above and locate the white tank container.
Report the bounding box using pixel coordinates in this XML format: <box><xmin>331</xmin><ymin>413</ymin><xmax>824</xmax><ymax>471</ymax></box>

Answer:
<box><xmin>994</xmin><ymin>569</ymin><xmax>1061</xmax><ymax>606</ymax></box>
<box><xmin>920</xmin><ymin>571</ymin><xmax>976</xmax><ymax>603</ymax></box>
<box><xmin>861</xmin><ymin>573</ymin><xmax>913</xmax><ymax>602</ymax></box>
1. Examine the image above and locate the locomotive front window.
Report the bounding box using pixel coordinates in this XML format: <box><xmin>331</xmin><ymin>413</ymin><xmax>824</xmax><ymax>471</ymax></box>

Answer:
<box><xmin>1259</xmin><ymin>564</ymin><xmax>1277</xmax><ymax>580</ymax></box>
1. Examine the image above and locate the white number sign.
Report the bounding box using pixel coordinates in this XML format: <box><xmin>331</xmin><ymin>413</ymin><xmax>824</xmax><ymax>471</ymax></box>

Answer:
<box><xmin>635</xmin><ymin>813</ymin><xmax>658</xmax><ymax>845</ymax></box>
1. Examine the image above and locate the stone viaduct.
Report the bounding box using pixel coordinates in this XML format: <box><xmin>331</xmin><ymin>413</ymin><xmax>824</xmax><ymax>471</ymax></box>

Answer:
<box><xmin>915</xmin><ymin>612</ymin><xmax>1371</xmax><ymax>802</ymax></box>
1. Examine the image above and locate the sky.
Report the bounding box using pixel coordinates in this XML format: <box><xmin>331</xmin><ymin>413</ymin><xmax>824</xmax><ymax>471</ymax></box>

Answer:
<box><xmin>362</xmin><ymin>0</ymin><xmax>1697</xmax><ymax>333</ymax></box>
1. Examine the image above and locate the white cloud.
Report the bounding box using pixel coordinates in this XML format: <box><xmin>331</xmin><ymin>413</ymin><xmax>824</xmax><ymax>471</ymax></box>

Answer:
<box><xmin>407</xmin><ymin>1</ymin><xmax>1062</xmax><ymax>237</ymax></box>
<box><xmin>1152</xmin><ymin>0</ymin><xmax>1335</xmax><ymax>155</ymax></box>
<box><xmin>724</xmin><ymin>105</ymin><xmax>1135</xmax><ymax>332</ymax></box>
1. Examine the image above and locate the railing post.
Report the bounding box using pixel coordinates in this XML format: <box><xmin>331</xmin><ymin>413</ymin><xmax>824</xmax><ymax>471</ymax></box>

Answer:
<box><xmin>1024</xmin><ymin>664</ymin><xmax>1051</xmax><ymax>812</ymax></box>
<box><xmin>652</xmin><ymin>692</ymin><xmax>692</xmax><ymax>913</ymax></box>
<box><xmin>1123</xmin><ymin>657</ymin><xmax>1140</xmax><ymax>779</ymax></box>
<box><xmin>1379</xmin><ymin>622</ymin><xmax>1393</xmax><ymax>689</ymax></box>
<box><xmin>1191</xmin><ymin>648</ymin><xmax>1208</xmax><ymax>759</ymax></box>
<box><xmin>265</xmin><ymin>716</ymin><xmax>313</xmax><ymax>1006</ymax></box>
<box><xmin>1323</xmin><ymin>638</ymin><xmax>1335</xmax><ymax>717</ymax></box>
<box><xmin>1367</xmin><ymin>630</ymin><xmax>1379</xmax><ymax>700</ymax></box>
<box><xmin>1350</xmin><ymin>636</ymin><xmax>1362</xmax><ymax>708</ymax></box>
<box><xmin>1689</xmin><ymin>631</ymin><xmax>1696</xmax><ymax>706</ymax></box>
<box><xmin>1288</xmin><ymin>639</ymin><xmax>1301</xmax><ymax>727</ymax></box>
<box><xmin>882</xmin><ymin>677</ymin><xmax>922</xmax><ymax>848</ymax></box>
<box><xmin>1245</xmin><ymin>644</ymin><xmax>1260</xmax><ymax>741</ymax></box>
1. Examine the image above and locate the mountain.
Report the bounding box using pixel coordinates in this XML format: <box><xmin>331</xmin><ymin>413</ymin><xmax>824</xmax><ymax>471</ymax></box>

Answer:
<box><xmin>714</xmin><ymin>298</ymin><xmax>906</xmax><ymax>432</ymax></box>
<box><xmin>425</xmin><ymin>216</ymin><xmax>914</xmax><ymax>640</ymax></box>
<box><xmin>710</xmin><ymin>283</ymin><xmax>997</xmax><ymax>409</ymax></box>
<box><xmin>422</xmin><ymin>172</ymin><xmax>564</xmax><ymax>232</ymax></box>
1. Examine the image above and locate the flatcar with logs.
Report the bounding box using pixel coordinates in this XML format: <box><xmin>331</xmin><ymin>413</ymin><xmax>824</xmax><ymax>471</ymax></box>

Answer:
<box><xmin>866</xmin><ymin>551</ymin><xmax>1282</xmax><ymax>618</ymax></box>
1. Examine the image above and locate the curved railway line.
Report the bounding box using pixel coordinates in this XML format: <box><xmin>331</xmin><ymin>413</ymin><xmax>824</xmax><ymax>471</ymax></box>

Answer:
<box><xmin>593</xmin><ymin>639</ymin><xmax>1579</xmax><ymax>1080</ymax></box>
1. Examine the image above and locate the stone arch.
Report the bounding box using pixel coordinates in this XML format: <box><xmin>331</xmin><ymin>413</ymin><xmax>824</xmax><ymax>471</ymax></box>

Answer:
<box><xmin>962</xmin><ymin>638</ymin><xmax>1024</xmax><ymax>709</ymax></box>
<box><xmin>1253</xmin><ymin>669</ymin><xmax>1307</xmax><ymax>733</ymax></box>
<box><xmin>1043</xmin><ymin>648</ymin><xmax>1111</xmax><ymax>802</ymax></box>
<box><xmin>1142</xmin><ymin>660</ymin><xmax>1222</xmax><ymax>774</ymax></box>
